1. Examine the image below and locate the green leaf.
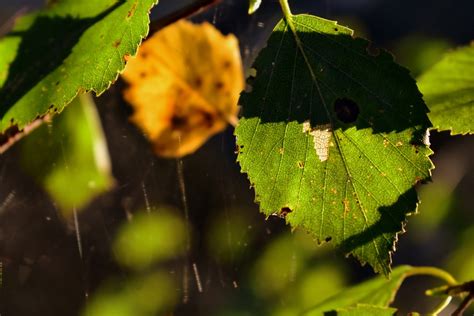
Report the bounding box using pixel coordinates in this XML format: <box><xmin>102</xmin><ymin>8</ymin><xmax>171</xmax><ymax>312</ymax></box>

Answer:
<box><xmin>235</xmin><ymin>14</ymin><xmax>432</xmax><ymax>274</ymax></box>
<box><xmin>328</xmin><ymin>304</ymin><xmax>397</xmax><ymax>316</ymax></box>
<box><xmin>0</xmin><ymin>0</ymin><xmax>158</xmax><ymax>150</ymax></box>
<box><xmin>113</xmin><ymin>210</ymin><xmax>186</xmax><ymax>270</ymax></box>
<box><xmin>20</xmin><ymin>94</ymin><xmax>113</xmax><ymax>215</ymax></box>
<box><xmin>302</xmin><ymin>265</ymin><xmax>412</xmax><ymax>315</ymax></box>
<box><xmin>417</xmin><ymin>43</ymin><xmax>474</xmax><ymax>135</ymax></box>
<box><xmin>249</xmin><ymin>0</ymin><xmax>263</xmax><ymax>14</ymax></box>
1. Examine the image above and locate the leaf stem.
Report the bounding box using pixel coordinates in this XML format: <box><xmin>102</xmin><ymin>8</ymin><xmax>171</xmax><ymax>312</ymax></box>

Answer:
<box><xmin>278</xmin><ymin>0</ymin><xmax>293</xmax><ymax>21</ymax></box>
<box><xmin>405</xmin><ymin>267</ymin><xmax>457</xmax><ymax>316</ymax></box>
<box><xmin>427</xmin><ymin>296</ymin><xmax>452</xmax><ymax>316</ymax></box>
<box><xmin>452</xmin><ymin>292</ymin><xmax>474</xmax><ymax>316</ymax></box>
<box><xmin>406</xmin><ymin>266</ymin><xmax>457</xmax><ymax>286</ymax></box>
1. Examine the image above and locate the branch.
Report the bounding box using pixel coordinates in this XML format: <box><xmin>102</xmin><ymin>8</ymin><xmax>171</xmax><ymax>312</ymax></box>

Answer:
<box><xmin>452</xmin><ymin>292</ymin><xmax>474</xmax><ymax>316</ymax></box>
<box><xmin>148</xmin><ymin>0</ymin><xmax>220</xmax><ymax>37</ymax></box>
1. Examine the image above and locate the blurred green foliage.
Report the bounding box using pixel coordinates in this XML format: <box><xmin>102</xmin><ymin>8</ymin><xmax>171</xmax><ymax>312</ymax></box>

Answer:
<box><xmin>84</xmin><ymin>271</ymin><xmax>177</xmax><ymax>316</ymax></box>
<box><xmin>84</xmin><ymin>208</ymin><xmax>186</xmax><ymax>316</ymax></box>
<box><xmin>113</xmin><ymin>210</ymin><xmax>186</xmax><ymax>270</ymax></box>
<box><xmin>20</xmin><ymin>94</ymin><xmax>113</xmax><ymax>216</ymax></box>
<box><xmin>206</xmin><ymin>209</ymin><xmax>256</xmax><ymax>263</ymax></box>
<box><xmin>393</xmin><ymin>35</ymin><xmax>451</xmax><ymax>77</ymax></box>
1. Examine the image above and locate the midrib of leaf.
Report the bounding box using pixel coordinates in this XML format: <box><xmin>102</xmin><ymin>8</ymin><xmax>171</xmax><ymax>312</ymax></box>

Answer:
<box><xmin>279</xmin><ymin>0</ymin><xmax>379</xmax><ymax>254</ymax></box>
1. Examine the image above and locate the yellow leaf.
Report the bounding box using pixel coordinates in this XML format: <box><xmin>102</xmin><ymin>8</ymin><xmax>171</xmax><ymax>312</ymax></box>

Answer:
<box><xmin>122</xmin><ymin>20</ymin><xmax>243</xmax><ymax>158</ymax></box>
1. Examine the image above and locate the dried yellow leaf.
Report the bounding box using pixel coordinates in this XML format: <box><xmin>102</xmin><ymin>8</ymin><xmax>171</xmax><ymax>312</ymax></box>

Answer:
<box><xmin>122</xmin><ymin>20</ymin><xmax>243</xmax><ymax>157</ymax></box>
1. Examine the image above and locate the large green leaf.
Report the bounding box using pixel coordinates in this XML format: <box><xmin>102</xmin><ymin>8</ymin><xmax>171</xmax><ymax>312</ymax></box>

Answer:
<box><xmin>418</xmin><ymin>43</ymin><xmax>474</xmax><ymax>135</ymax></box>
<box><xmin>235</xmin><ymin>14</ymin><xmax>432</xmax><ymax>274</ymax></box>
<box><xmin>20</xmin><ymin>94</ymin><xmax>113</xmax><ymax>216</ymax></box>
<box><xmin>302</xmin><ymin>265</ymin><xmax>412</xmax><ymax>315</ymax></box>
<box><xmin>0</xmin><ymin>0</ymin><xmax>157</xmax><ymax>150</ymax></box>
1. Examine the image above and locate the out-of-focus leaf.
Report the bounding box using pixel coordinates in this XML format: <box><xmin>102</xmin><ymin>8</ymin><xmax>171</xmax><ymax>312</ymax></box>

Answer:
<box><xmin>394</xmin><ymin>35</ymin><xmax>451</xmax><ymax>76</ymax></box>
<box><xmin>329</xmin><ymin>304</ymin><xmax>397</xmax><ymax>315</ymax></box>
<box><xmin>207</xmin><ymin>208</ymin><xmax>255</xmax><ymax>263</ymax></box>
<box><xmin>302</xmin><ymin>265</ymin><xmax>413</xmax><ymax>315</ymax></box>
<box><xmin>410</xmin><ymin>181</ymin><xmax>455</xmax><ymax>240</ymax></box>
<box><xmin>122</xmin><ymin>19</ymin><xmax>243</xmax><ymax>158</ymax></box>
<box><xmin>418</xmin><ymin>43</ymin><xmax>474</xmax><ymax>135</ymax></box>
<box><xmin>113</xmin><ymin>210</ymin><xmax>186</xmax><ymax>270</ymax></box>
<box><xmin>20</xmin><ymin>94</ymin><xmax>113</xmax><ymax>216</ymax></box>
<box><xmin>83</xmin><ymin>271</ymin><xmax>177</xmax><ymax>316</ymax></box>
<box><xmin>446</xmin><ymin>227</ymin><xmax>474</xmax><ymax>282</ymax></box>
<box><xmin>248</xmin><ymin>0</ymin><xmax>262</xmax><ymax>14</ymax></box>
<box><xmin>0</xmin><ymin>0</ymin><xmax>157</xmax><ymax>152</ymax></box>
<box><xmin>235</xmin><ymin>14</ymin><xmax>432</xmax><ymax>275</ymax></box>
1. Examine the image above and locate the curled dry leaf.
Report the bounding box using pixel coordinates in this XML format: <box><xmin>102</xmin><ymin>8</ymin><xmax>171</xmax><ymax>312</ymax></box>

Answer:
<box><xmin>122</xmin><ymin>19</ymin><xmax>243</xmax><ymax>158</ymax></box>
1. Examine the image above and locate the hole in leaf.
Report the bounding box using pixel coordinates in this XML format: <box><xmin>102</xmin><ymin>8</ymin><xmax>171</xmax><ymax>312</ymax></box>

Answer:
<box><xmin>279</xmin><ymin>207</ymin><xmax>292</xmax><ymax>218</ymax></box>
<box><xmin>334</xmin><ymin>98</ymin><xmax>359</xmax><ymax>124</ymax></box>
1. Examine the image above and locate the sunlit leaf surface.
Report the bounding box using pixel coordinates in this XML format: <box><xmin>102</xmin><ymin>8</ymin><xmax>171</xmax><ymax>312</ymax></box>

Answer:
<box><xmin>418</xmin><ymin>43</ymin><xmax>474</xmax><ymax>135</ymax></box>
<box><xmin>235</xmin><ymin>15</ymin><xmax>432</xmax><ymax>274</ymax></box>
<box><xmin>331</xmin><ymin>304</ymin><xmax>397</xmax><ymax>316</ymax></box>
<box><xmin>122</xmin><ymin>19</ymin><xmax>243</xmax><ymax>158</ymax></box>
<box><xmin>303</xmin><ymin>265</ymin><xmax>412</xmax><ymax>315</ymax></box>
<box><xmin>0</xmin><ymin>0</ymin><xmax>157</xmax><ymax>151</ymax></box>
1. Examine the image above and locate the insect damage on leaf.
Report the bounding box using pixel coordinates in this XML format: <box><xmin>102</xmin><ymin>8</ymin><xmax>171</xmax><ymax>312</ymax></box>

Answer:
<box><xmin>302</xmin><ymin>121</ymin><xmax>332</xmax><ymax>162</ymax></box>
<box><xmin>122</xmin><ymin>19</ymin><xmax>244</xmax><ymax>158</ymax></box>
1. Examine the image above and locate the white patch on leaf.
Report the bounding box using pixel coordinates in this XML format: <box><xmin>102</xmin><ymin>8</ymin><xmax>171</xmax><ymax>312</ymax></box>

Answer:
<box><xmin>303</xmin><ymin>121</ymin><xmax>332</xmax><ymax>162</ymax></box>
<box><xmin>423</xmin><ymin>129</ymin><xmax>431</xmax><ymax>146</ymax></box>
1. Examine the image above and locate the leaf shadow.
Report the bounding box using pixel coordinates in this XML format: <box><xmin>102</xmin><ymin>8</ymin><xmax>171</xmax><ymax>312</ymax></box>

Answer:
<box><xmin>338</xmin><ymin>187</ymin><xmax>417</xmax><ymax>269</ymax></box>
<box><xmin>240</xmin><ymin>26</ymin><xmax>431</xmax><ymax>144</ymax></box>
<box><xmin>0</xmin><ymin>1</ymin><xmax>124</xmax><ymax>121</ymax></box>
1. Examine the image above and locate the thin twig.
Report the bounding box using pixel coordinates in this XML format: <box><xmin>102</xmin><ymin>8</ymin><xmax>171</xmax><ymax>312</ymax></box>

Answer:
<box><xmin>452</xmin><ymin>292</ymin><xmax>474</xmax><ymax>316</ymax></box>
<box><xmin>0</xmin><ymin>7</ymin><xmax>29</xmax><ymax>37</ymax></box>
<box><xmin>148</xmin><ymin>0</ymin><xmax>220</xmax><ymax>37</ymax></box>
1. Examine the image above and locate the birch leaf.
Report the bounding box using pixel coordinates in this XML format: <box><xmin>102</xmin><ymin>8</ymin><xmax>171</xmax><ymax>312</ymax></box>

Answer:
<box><xmin>235</xmin><ymin>15</ymin><xmax>432</xmax><ymax>274</ymax></box>
<box><xmin>122</xmin><ymin>20</ymin><xmax>243</xmax><ymax>158</ymax></box>
<box><xmin>0</xmin><ymin>0</ymin><xmax>157</xmax><ymax>152</ymax></box>
<box><xmin>303</xmin><ymin>265</ymin><xmax>413</xmax><ymax>315</ymax></box>
<box><xmin>418</xmin><ymin>43</ymin><xmax>474</xmax><ymax>135</ymax></box>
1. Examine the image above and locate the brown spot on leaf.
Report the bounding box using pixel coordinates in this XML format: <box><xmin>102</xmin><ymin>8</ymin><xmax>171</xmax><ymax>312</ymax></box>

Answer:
<box><xmin>113</xmin><ymin>40</ymin><xmax>121</xmax><ymax>48</ymax></box>
<box><xmin>127</xmin><ymin>2</ymin><xmax>138</xmax><ymax>18</ymax></box>
<box><xmin>223</xmin><ymin>60</ymin><xmax>231</xmax><ymax>69</ymax></box>
<box><xmin>215</xmin><ymin>81</ymin><xmax>224</xmax><ymax>90</ymax></box>
<box><xmin>171</xmin><ymin>115</ymin><xmax>187</xmax><ymax>128</ymax></box>
<box><xmin>194</xmin><ymin>76</ymin><xmax>203</xmax><ymax>88</ymax></box>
